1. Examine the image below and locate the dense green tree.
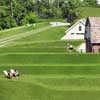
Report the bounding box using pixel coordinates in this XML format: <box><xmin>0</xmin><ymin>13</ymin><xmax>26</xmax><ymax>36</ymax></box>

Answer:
<box><xmin>0</xmin><ymin>0</ymin><xmax>84</xmax><ymax>30</ymax></box>
<box><xmin>22</xmin><ymin>12</ymin><xmax>38</xmax><ymax>24</ymax></box>
<box><xmin>61</xmin><ymin>0</ymin><xmax>81</xmax><ymax>22</ymax></box>
<box><xmin>83</xmin><ymin>0</ymin><xmax>97</xmax><ymax>6</ymax></box>
<box><xmin>0</xmin><ymin>16</ymin><xmax>17</xmax><ymax>29</ymax></box>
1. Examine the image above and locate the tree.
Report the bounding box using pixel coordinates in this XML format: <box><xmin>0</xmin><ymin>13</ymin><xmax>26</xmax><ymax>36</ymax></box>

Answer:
<box><xmin>61</xmin><ymin>0</ymin><xmax>82</xmax><ymax>23</ymax></box>
<box><xmin>22</xmin><ymin>12</ymin><xmax>38</xmax><ymax>24</ymax></box>
<box><xmin>0</xmin><ymin>0</ymin><xmax>83</xmax><ymax>30</ymax></box>
<box><xmin>84</xmin><ymin>0</ymin><xmax>97</xmax><ymax>6</ymax></box>
<box><xmin>0</xmin><ymin>16</ymin><xmax>17</xmax><ymax>29</ymax></box>
<box><xmin>52</xmin><ymin>7</ymin><xmax>62</xmax><ymax>18</ymax></box>
<box><xmin>9</xmin><ymin>0</ymin><xmax>14</xmax><ymax>17</ymax></box>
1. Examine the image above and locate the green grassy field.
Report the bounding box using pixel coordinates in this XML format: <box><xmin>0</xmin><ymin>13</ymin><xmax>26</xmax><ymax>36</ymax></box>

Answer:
<box><xmin>0</xmin><ymin>21</ymin><xmax>100</xmax><ymax>100</ymax></box>
<box><xmin>0</xmin><ymin>22</ymin><xmax>48</xmax><ymax>38</ymax></box>
<box><xmin>81</xmin><ymin>7</ymin><xmax>100</xmax><ymax>18</ymax></box>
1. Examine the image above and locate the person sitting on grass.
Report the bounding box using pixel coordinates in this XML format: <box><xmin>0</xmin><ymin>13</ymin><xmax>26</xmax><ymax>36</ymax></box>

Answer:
<box><xmin>15</xmin><ymin>69</ymin><xmax>19</xmax><ymax>77</ymax></box>
<box><xmin>3</xmin><ymin>70</ymin><xmax>12</xmax><ymax>79</ymax></box>
<box><xmin>3</xmin><ymin>69</ymin><xmax>19</xmax><ymax>79</ymax></box>
<box><xmin>10</xmin><ymin>69</ymin><xmax>19</xmax><ymax>77</ymax></box>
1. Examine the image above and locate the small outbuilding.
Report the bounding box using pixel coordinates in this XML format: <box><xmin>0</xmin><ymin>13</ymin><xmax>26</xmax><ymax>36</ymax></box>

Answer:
<box><xmin>61</xmin><ymin>19</ymin><xmax>86</xmax><ymax>40</ymax></box>
<box><xmin>85</xmin><ymin>17</ymin><xmax>100</xmax><ymax>53</ymax></box>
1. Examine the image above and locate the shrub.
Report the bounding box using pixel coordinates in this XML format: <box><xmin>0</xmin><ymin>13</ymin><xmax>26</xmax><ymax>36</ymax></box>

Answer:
<box><xmin>52</xmin><ymin>7</ymin><xmax>62</xmax><ymax>18</ymax></box>
<box><xmin>0</xmin><ymin>17</ymin><xmax>17</xmax><ymax>30</ymax></box>
<box><xmin>22</xmin><ymin>12</ymin><xmax>38</xmax><ymax>24</ymax></box>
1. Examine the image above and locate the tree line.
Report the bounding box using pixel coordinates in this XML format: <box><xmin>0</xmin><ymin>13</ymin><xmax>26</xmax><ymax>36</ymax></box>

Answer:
<box><xmin>0</xmin><ymin>0</ymin><xmax>98</xmax><ymax>30</ymax></box>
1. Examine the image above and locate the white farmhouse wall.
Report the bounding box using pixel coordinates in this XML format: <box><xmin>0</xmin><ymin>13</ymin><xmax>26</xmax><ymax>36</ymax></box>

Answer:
<box><xmin>61</xmin><ymin>19</ymin><xmax>86</xmax><ymax>40</ymax></box>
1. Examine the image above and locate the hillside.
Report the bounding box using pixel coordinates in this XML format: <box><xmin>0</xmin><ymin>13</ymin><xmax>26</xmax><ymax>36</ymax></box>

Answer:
<box><xmin>81</xmin><ymin>7</ymin><xmax>100</xmax><ymax>18</ymax></box>
<box><xmin>0</xmin><ymin>22</ymin><xmax>100</xmax><ymax>100</ymax></box>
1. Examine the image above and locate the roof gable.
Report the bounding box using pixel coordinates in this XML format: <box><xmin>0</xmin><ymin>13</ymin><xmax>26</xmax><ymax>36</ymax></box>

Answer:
<box><xmin>65</xmin><ymin>19</ymin><xmax>86</xmax><ymax>33</ymax></box>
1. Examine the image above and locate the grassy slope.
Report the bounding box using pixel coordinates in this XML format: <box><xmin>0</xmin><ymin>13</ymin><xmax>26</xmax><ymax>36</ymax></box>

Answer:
<box><xmin>0</xmin><ymin>26</ymin><xmax>82</xmax><ymax>53</ymax></box>
<box><xmin>81</xmin><ymin>7</ymin><xmax>100</xmax><ymax>18</ymax></box>
<box><xmin>0</xmin><ymin>22</ymin><xmax>48</xmax><ymax>39</ymax></box>
<box><xmin>0</xmin><ymin>6</ymin><xmax>8</xmax><ymax>14</ymax></box>
<box><xmin>0</xmin><ymin>20</ymin><xmax>100</xmax><ymax>100</ymax></box>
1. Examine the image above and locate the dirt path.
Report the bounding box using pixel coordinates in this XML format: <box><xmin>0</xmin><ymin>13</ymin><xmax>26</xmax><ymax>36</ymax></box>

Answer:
<box><xmin>0</xmin><ymin>26</ymin><xmax>51</xmax><ymax>48</ymax></box>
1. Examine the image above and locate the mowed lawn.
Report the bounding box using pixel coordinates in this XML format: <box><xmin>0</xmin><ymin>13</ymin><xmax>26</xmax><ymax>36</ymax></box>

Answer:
<box><xmin>81</xmin><ymin>7</ymin><xmax>100</xmax><ymax>18</ymax></box>
<box><xmin>0</xmin><ymin>22</ymin><xmax>100</xmax><ymax>100</ymax></box>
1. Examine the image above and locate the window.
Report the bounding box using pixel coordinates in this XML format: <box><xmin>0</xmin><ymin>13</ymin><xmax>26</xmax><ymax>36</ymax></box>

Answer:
<box><xmin>76</xmin><ymin>33</ymin><xmax>84</xmax><ymax>35</ymax></box>
<box><xmin>79</xmin><ymin>26</ymin><xmax>82</xmax><ymax>31</ymax></box>
<box><xmin>71</xmin><ymin>33</ymin><xmax>74</xmax><ymax>35</ymax></box>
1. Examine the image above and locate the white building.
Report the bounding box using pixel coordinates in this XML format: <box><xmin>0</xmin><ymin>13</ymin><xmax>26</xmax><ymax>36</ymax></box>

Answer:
<box><xmin>61</xmin><ymin>19</ymin><xmax>86</xmax><ymax>40</ymax></box>
<box><xmin>77</xmin><ymin>43</ymin><xmax>86</xmax><ymax>53</ymax></box>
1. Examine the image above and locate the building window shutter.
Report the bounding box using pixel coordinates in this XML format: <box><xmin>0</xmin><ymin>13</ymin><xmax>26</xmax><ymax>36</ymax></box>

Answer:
<box><xmin>79</xmin><ymin>26</ymin><xmax>82</xmax><ymax>31</ymax></box>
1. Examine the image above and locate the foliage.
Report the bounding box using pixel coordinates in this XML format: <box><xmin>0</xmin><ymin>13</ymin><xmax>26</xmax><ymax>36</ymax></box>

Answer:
<box><xmin>61</xmin><ymin>0</ymin><xmax>82</xmax><ymax>23</ymax></box>
<box><xmin>0</xmin><ymin>17</ymin><xmax>17</xmax><ymax>29</ymax></box>
<box><xmin>0</xmin><ymin>0</ymin><xmax>99</xmax><ymax>30</ymax></box>
<box><xmin>52</xmin><ymin>7</ymin><xmax>62</xmax><ymax>18</ymax></box>
<box><xmin>22</xmin><ymin>12</ymin><xmax>38</xmax><ymax>24</ymax></box>
<box><xmin>83</xmin><ymin>0</ymin><xmax>97</xmax><ymax>7</ymax></box>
